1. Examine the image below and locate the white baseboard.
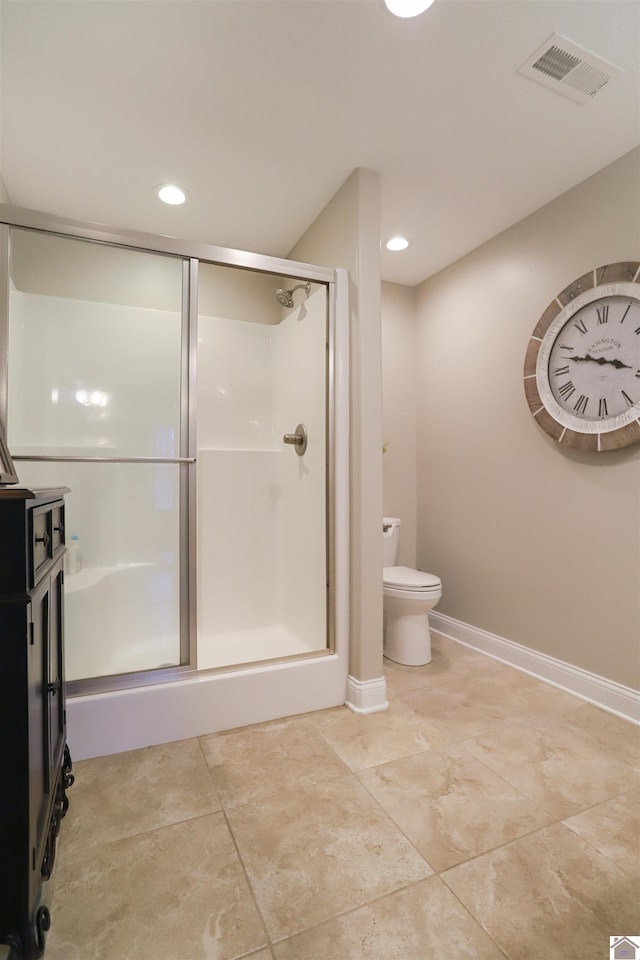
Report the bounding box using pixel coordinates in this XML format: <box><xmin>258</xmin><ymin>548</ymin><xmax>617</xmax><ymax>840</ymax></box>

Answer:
<box><xmin>345</xmin><ymin>674</ymin><xmax>389</xmax><ymax>714</ymax></box>
<box><xmin>430</xmin><ymin>611</ymin><xmax>640</xmax><ymax>726</ymax></box>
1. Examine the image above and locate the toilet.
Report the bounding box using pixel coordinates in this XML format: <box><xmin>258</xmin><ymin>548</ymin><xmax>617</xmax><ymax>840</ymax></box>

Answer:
<box><xmin>383</xmin><ymin>517</ymin><xmax>442</xmax><ymax>666</ymax></box>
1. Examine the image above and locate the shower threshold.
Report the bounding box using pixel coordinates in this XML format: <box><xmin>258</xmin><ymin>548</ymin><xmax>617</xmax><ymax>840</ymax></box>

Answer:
<box><xmin>197</xmin><ymin>624</ymin><xmax>326</xmax><ymax>671</ymax></box>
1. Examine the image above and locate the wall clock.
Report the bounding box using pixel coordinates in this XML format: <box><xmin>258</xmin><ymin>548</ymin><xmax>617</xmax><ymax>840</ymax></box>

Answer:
<box><xmin>524</xmin><ymin>261</ymin><xmax>640</xmax><ymax>451</ymax></box>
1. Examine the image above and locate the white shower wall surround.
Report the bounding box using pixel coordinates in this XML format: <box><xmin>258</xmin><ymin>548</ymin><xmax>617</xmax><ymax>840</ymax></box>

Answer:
<box><xmin>197</xmin><ymin>290</ymin><xmax>327</xmax><ymax>668</ymax></box>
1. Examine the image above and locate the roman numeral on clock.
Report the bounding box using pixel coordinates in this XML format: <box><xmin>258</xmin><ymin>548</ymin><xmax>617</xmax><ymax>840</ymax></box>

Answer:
<box><xmin>553</xmin><ymin>365</ymin><xmax>570</xmax><ymax>376</ymax></box>
<box><xmin>558</xmin><ymin>381</ymin><xmax>576</xmax><ymax>400</ymax></box>
<box><xmin>622</xmin><ymin>390</ymin><xmax>634</xmax><ymax>407</ymax></box>
<box><xmin>596</xmin><ymin>305</ymin><xmax>609</xmax><ymax>324</ymax></box>
<box><xmin>573</xmin><ymin>394</ymin><xmax>589</xmax><ymax>414</ymax></box>
<box><xmin>598</xmin><ymin>398</ymin><xmax>608</xmax><ymax>417</ymax></box>
<box><xmin>620</xmin><ymin>303</ymin><xmax>632</xmax><ymax>324</ymax></box>
<box><xmin>573</xmin><ymin>318</ymin><xmax>588</xmax><ymax>336</ymax></box>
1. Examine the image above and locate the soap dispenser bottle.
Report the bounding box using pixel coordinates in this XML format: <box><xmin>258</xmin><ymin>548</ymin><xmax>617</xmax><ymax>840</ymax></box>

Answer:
<box><xmin>66</xmin><ymin>535</ymin><xmax>80</xmax><ymax>575</ymax></box>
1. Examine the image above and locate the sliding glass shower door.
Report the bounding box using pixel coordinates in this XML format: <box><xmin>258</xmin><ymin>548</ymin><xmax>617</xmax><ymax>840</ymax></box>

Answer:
<box><xmin>6</xmin><ymin>228</ymin><xmax>186</xmax><ymax>681</ymax></box>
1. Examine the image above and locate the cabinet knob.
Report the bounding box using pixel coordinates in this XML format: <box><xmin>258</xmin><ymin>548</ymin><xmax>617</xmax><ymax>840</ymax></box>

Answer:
<box><xmin>54</xmin><ymin>522</ymin><xmax>64</xmax><ymax>538</ymax></box>
<box><xmin>47</xmin><ymin>679</ymin><xmax>60</xmax><ymax>696</ymax></box>
<box><xmin>35</xmin><ymin>531</ymin><xmax>50</xmax><ymax>547</ymax></box>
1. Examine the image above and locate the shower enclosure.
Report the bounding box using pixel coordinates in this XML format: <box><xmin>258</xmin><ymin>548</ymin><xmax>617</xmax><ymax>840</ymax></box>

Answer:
<box><xmin>0</xmin><ymin>207</ymin><xmax>349</xmax><ymax>757</ymax></box>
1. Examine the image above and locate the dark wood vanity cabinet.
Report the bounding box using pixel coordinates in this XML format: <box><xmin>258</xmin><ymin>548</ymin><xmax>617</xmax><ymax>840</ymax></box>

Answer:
<box><xmin>0</xmin><ymin>488</ymin><xmax>73</xmax><ymax>960</ymax></box>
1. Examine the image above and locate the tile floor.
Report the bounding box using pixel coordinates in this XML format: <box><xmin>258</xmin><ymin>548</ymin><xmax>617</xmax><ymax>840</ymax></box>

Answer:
<box><xmin>46</xmin><ymin>635</ymin><xmax>640</xmax><ymax>960</ymax></box>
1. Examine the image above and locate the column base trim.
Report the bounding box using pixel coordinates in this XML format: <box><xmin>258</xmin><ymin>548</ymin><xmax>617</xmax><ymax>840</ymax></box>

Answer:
<box><xmin>345</xmin><ymin>674</ymin><xmax>389</xmax><ymax>714</ymax></box>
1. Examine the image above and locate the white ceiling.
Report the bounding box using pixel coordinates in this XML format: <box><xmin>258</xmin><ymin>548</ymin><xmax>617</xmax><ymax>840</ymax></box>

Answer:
<box><xmin>1</xmin><ymin>0</ymin><xmax>638</xmax><ymax>286</ymax></box>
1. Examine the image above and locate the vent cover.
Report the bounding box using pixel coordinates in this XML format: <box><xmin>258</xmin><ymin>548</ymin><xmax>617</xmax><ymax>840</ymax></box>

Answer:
<box><xmin>519</xmin><ymin>33</ymin><xmax>623</xmax><ymax>104</ymax></box>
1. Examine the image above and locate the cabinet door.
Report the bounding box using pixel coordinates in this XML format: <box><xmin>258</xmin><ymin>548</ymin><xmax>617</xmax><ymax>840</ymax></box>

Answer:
<box><xmin>27</xmin><ymin>579</ymin><xmax>50</xmax><ymax>878</ymax></box>
<box><xmin>48</xmin><ymin>560</ymin><xmax>65</xmax><ymax>776</ymax></box>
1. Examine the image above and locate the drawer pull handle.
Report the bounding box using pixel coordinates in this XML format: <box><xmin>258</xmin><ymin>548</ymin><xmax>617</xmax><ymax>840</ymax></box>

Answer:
<box><xmin>54</xmin><ymin>522</ymin><xmax>64</xmax><ymax>538</ymax></box>
<box><xmin>47</xmin><ymin>680</ymin><xmax>60</xmax><ymax>696</ymax></box>
<box><xmin>35</xmin><ymin>532</ymin><xmax>50</xmax><ymax>548</ymax></box>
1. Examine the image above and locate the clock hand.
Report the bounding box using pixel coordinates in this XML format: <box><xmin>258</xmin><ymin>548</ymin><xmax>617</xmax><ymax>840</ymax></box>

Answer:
<box><xmin>569</xmin><ymin>354</ymin><xmax>632</xmax><ymax>370</ymax></box>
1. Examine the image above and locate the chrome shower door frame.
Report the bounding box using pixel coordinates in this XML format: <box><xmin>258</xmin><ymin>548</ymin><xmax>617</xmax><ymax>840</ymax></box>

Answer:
<box><xmin>0</xmin><ymin>204</ymin><xmax>342</xmax><ymax>695</ymax></box>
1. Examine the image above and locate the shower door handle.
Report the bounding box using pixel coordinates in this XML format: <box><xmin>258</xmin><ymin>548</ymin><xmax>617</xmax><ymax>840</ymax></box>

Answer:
<box><xmin>283</xmin><ymin>423</ymin><xmax>308</xmax><ymax>456</ymax></box>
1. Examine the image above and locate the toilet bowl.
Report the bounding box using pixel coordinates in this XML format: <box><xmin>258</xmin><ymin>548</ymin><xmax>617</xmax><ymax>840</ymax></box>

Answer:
<box><xmin>383</xmin><ymin>518</ymin><xmax>442</xmax><ymax>666</ymax></box>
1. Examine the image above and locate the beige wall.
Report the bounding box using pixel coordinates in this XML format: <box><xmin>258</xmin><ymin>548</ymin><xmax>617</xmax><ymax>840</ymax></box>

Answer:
<box><xmin>382</xmin><ymin>281</ymin><xmax>417</xmax><ymax>567</ymax></box>
<box><xmin>414</xmin><ymin>148</ymin><xmax>640</xmax><ymax>688</ymax></box>
<box><xmin>0</xmin><ymin>176</ymin><xmax>9</xmax><ymax>204</ymax></box>
<box><xmin>289</xmin><ymin>168</ymin><xmax>384</xmax><ymax>682</ymax></box>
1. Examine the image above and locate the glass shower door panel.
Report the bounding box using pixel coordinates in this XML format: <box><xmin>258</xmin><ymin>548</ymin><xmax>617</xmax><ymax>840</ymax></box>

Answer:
<box><xmin>13</xmin><ymin>460</ymin><xmax>182</xmax><ymax>681</ymax></box>
<box><xmin>7</xmin><ymin>228</ymin><xmax>183</xmax><ymax>459</ymax></box>
<box><xmin>6</xmin><ymin>228</ymin><xmax>185</xmax><ymax>678</ymax></box>
<box><xmin>196</xmin><ymin>262</ymin><xmax>328</xmax><ymax>669</ymax></box>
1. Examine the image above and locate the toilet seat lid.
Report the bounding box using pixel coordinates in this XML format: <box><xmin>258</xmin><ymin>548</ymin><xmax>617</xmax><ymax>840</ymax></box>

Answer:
<box><xmin>383</xmin><ymin>566</ymin><xmax>441</xmax><ymax>589</ymax></box>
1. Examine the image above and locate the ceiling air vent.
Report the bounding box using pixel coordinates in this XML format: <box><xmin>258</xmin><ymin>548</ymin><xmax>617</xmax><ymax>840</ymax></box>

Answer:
<box><xmin>518</xmin><ymin>33</ymin><xmax>623</xmax><ymax>104</ymax></box>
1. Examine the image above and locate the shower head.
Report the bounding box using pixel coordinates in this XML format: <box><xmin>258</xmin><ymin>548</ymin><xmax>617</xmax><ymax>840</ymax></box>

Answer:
<box><xmin>275</xmin><ymin>282</ymin><xmax>310</xmax><ymax>308</ymax></box>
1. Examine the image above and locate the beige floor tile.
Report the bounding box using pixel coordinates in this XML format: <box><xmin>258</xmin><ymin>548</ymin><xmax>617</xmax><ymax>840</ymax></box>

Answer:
<box><xmin>442</xmin><ymin>822</ymin><xmax>640</xmax><ymax>960</ymax></box>
<box><xmin>226</xmin><ymin>774</ymin><xmax>432</xmax><ymax>941</ymax></box>
<box><xmin>272</xmin><ymin>876</ymin><xmax>505</xmax><ymax>959</ymax></box>
<box><xmin>358</xmin><ymin>745</ymin><xmax>554</xmax><ymax>871</ymax></box>
<box><xmin>47</xmin><ymin>813</ymin><xmax>267</xmax><ymax>960</ymax></box>
<box><xmin>395</xmin><ymin>678</ymin><xmax>515</xmax><ymax>741</ymax></box>
<box><xmin>199</xmin><ymin>715</ymin><xmax>350</xmax><ymax>809</ymax></box>
<box><xmin>383</xmin><ymin>652</ymin><xmax>455</xmax><ymax>700</ymax></box>
<box><xmin>563</xmin><ymin>787</ymin><xmax>640</xmax><ymax>880</ymax></box>
<box><xmin>59</xmin><ymin>738</ymin><xmax>220</xmax><ymax>857</ymax></box>
<box><xmin>464</xmin><ymin>712</ymin><xmax>639</xmax><ymax>818</ymax></box>
<box><xmin>470</xmin><ymin>667</ymin><xmax>582</xmax><ymax>721</ymax></box>
<box><xmin>397</xmin><ymin>665</ymin><xmax>581</xmax><ymax>743</ymax></box>
<box><xmin>313</xmin><ymin>700</ymin><xmax>451</xmax><ymax>770</ymax></box>
<box><xmin>560</xmin><ymin>703</ymin><xmax>640</xmax><ymax>771</ymax></box>
<box><xmin>433</xmin><ymin>636</ymin><xmax>514</xmax><ymax>677</ymax></box>
<box><xmin>384</xmin><ymin>637</ymin><xmax>508</xmax><ymax>700</ymax></box>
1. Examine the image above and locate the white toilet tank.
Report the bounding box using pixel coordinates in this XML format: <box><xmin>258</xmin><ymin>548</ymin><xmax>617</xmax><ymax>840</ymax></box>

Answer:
<box><xmin>383</xmin><ymin>517</ymin><xmax>401</xmax><ymax>567</ymax></box>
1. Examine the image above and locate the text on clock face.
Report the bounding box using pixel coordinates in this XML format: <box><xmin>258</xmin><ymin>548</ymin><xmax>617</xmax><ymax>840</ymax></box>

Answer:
<box><xmin>547</xmin><ymin>295</ymin><xmax>640</xmax><ymax>421</ymax></box>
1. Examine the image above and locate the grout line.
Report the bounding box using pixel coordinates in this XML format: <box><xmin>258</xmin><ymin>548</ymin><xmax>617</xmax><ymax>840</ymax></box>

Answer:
<box><xmin>354</xmin><ymin>766</ymin><xmax>438</xmax><ymax>870</ymax></box>
<box><xmin>436</xmin><ymin>876</ymin><xmax>511</xmax><ymax>960</ymax></box>
<box><xmin>222</xmin><ymin>807</ymin><xmax>276</xmax><ymax>957</ymax></box>
<box><xmin>212</xmin><ymin>767</ymin><xmax>356</xmax><ymax>814</ymax></box>
<box><xmin>196</xmin><ymin>733</ymin><xmax>226</xmax><ymax>809</ymax></box>
<box><xmin>354</xmin><ymin>755</ymin><xmax>566</xmax><ymax>878</ymax></box>
<box><xmin>560</xmin><ymin>802</ymin><xmax>640</xmax><ymax>874</ymax></box>
<box><xmin>268</xmin><ymin>872</ymin><xmax>512</xmax><ymax>959</ymax></box>
<box><xmin>265</xmin><ymin>875</ymin><xmax>438</xmax><ymax>948</ymax></box>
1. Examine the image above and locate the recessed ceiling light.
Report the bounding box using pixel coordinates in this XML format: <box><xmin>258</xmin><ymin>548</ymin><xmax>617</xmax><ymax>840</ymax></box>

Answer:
<box><xmin>385</xmin><ymin>236</ymin><xmax>410</xmax><ymax>251</ymax></box>
<box><xmin>154</xmin><ymin>183</ymin><xmax>188</xmax><ymax>205</ymax></box>
<box><xmin>384</xmin><ymin>0</ymin><xmax>435</xmax><ymax>17</ymax></box>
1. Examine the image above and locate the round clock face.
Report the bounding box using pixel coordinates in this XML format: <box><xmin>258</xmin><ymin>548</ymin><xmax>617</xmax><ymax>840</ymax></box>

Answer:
<box><xmin>524</xmin><ymin>263</ymin><xmax>640</xmax><ymax>451</ymax></box>
<box><xmin>544</xmin><ymin>293</ymin><xmax>640</xmax><ymax>431</ymax></box>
